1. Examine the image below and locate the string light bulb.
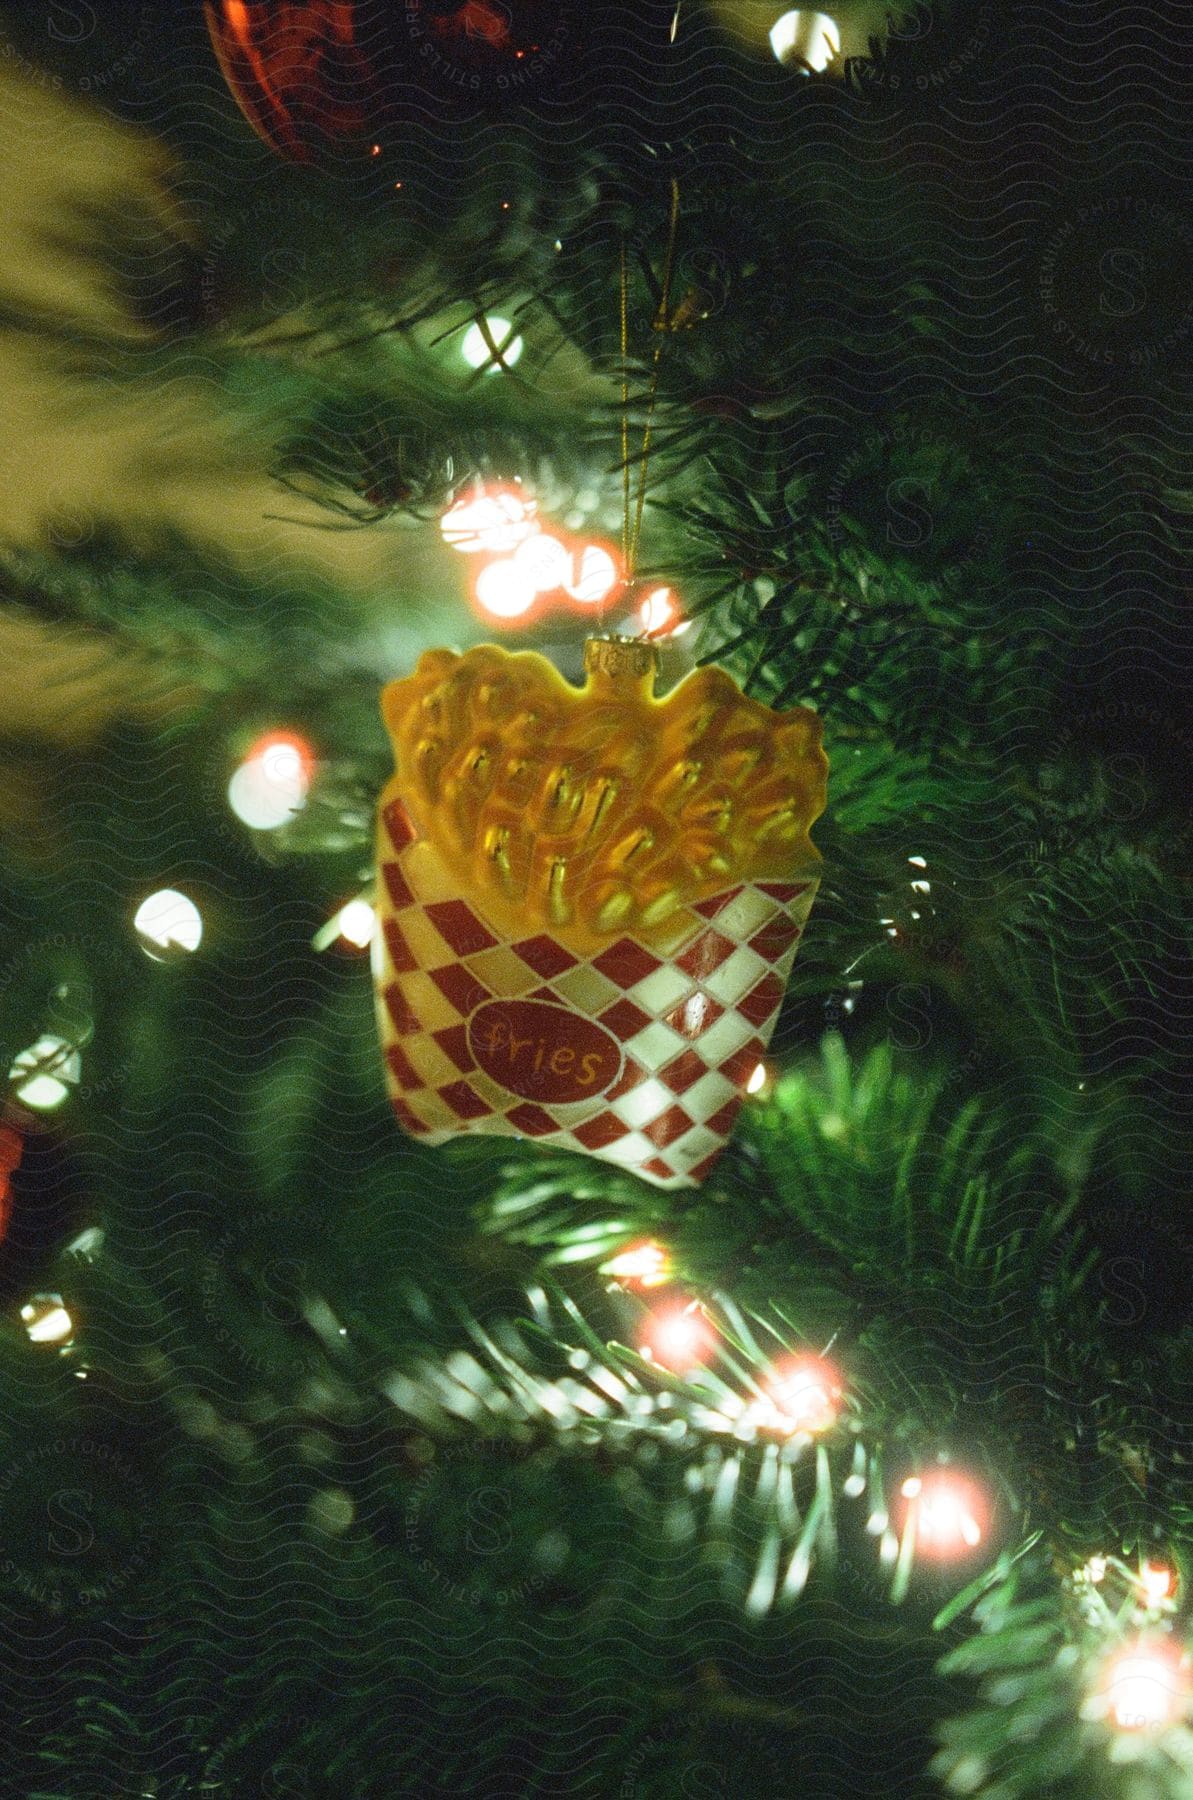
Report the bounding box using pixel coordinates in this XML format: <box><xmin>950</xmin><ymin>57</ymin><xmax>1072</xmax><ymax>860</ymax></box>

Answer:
<box><xmin>511</xmin><ymin>531</ymin><xmax>572</xmax><ymax>594</ymax></box>
<box><xmin>602</xmin><ymin>1238</ymin><xmax>672</xmax><ymax>1290</ymax></box>
<box><xmin>461</xmin><ymin>316</ymin><xmax>523</xmax><ymax>371</ymax></box>
<box><xmin>638</xmin><ymin>1300</ymin><xmax>717</xmax><ymax>1372</ymax></box>
<box><xmin>769</xmin><ymin>10</ymin><xmax>840</xmax><ymax>71</ymax></box>
<box><xmin>1139</xmin><ymin>1561</ymin><xmax>1176</xmax><ymax>1607</ymax></box>
<box><xmin>312</xmin><ymin>898</ymin><xmax>377</xmax><ymax>954</ymax></box>
<box><xmin>228</xmin><ymin>731</ymin><xmax>315</xmax><ymax>831</ymax></box>
<box><xmin>564</xmin><ymin>543</ymin><xmax>619</xmax><ymax>606</ymax></box>
<box><xmin>756</xmin><ymin>1354</ymin><xmax>842</xmax><ymax>1434</ymax></box>
<box><xmin>134</xmin><ymin>888</ymin><xmax>203</xmax><ymax>959</ymax></box>
<box><xmin>639</xmin><ymin>586</ymin><xmax>691</xmax><ymax>638</ymax></box>
<box><xmin>474</xmin><ymin>556</ymin><xmax>539</xmax><ymax>620</ymax></box>
<box><xmin>21</xmin><ymin>1293</ymin><xmax>74</xmax><ymax>1345</ymax></box>
<box><xmin>8</xmin><ymin>1035</ymin><xmax>81</xmax><ymax>1111</ymax></box>
<box><xmin>440</xmin><ymin>485</ymin><xmax>537</xmax><ymax>554</ymax></box>
<box><xmin>900</xmin><ymin>1470</ymin><xmax>987</xmax><ymax>1558</ymax></box>
<box><xmin>335</xmin><ymin>899</ymin><xmax>376</xmax><ymax>950</ymax></box>
<box><xmin>1091</xmin><ymin>1639</ymin><xmax>1189</xmax><ymax>1732</ymax></box>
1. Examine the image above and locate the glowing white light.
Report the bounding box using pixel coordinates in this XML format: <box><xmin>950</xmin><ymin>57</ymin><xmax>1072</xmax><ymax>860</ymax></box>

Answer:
<box><xmin>565</xmin><ymin>544</ymin><xmax>619</xmax><ymax>605</ymax></box>
<box><xmin>902</xmin><ymin>1471</ymin><xmax>986</xmax><ymax>1555</ymax></box>
<box><xmin>746</xmin><ymin>1062</ymin><xmax>768</xmax><ymax>1095</ymax></box>
<box><xmin>638</xmin><ymin>586</ymin><xmax>692</xmax><ymax>637</ymax></box>
<box><xmin>1101</xmin><ymin>1645</ymin><xmax>1187</xmax><ymax>1730</ymax></box>
<box><xmin>511</xmin><ymin>531</ymin><xmax>572</xmax><ymax>593</ymax></box>
<box><xmin>907</xmin><ymin>855</ymin><xmax>927</xmax><ymax>868</ymax></box>
<box><xmin>440</xmin><ymin>487</ymin><xmax>537</xmax><ymax>554</ymax></box>
<box><xmin>263</xmin><ymin>742</ymin><xmax>303</xmax><ymax>784</ymax></box>
<box><xmin>758</xmin><ymin>1355</ymin><xmax>841</xmax><ymax>1433</ymax></box>
<box><xmin>769</xmin><ymin>10</ymin><xmax>840</xmax><ymax>71</ymax></box>
<box><xmin>641</xmin><ymin>1303</ymin><xmax>716</xmax><ymax>1371</ymax></box>
<box><xmin>9</xmin><ymin>1035</ymin><xmax>81</xmax><ymax>1110</ymax></box>
<box><xmin>604</xmin><ymin>1239</ymin><xmax>671</xmax><ymax>1289</ymax></box>
<box><xmin>474</xmin><ymin>557</ymin><xmax>538</xmax><ymax>619</ymax></box>
<box><xmin>461</xmin><ymin>316</ymin><xmax>523</xmax><ymax>371</ymax></box>
<box><xmin>1141</xmin><ymin>1562</ymin><xmax>1174</xmax><ymax>1606</ymax></box>
<box><xmin>134</xmin><ymin>888</ymin><xmax>203</xmax><ymax>958</ymax></box>
<box><xmin>227</xmin><ymin>738</ymin><xmax>311</xmax><ymax>831</ymax></box>
<box><xmin>336</xmin><ymin>899</ymin><xmax>376</xmax><ymax>949</ymax></box>
<box><xmin>21</xmin><ymin>1294</ymin><xmax>74</xmax><ymax>1344</ymax></box>
<box><xmin>640</xmin><ymin>586</ymin><xmax>677</xmax><ymax>635</ymax></box>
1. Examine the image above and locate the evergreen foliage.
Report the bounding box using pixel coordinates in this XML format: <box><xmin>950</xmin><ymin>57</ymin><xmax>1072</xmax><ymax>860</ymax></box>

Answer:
<box><xmin>0</xmin><ymin>0</ymin><xmax>1189</xmax><ymax>1792</ymax></box>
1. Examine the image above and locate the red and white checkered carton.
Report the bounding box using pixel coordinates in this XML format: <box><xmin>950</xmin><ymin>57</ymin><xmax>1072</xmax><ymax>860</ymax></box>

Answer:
<box><xmin>374</xmin><ymin>640</ymin><xmax>827</xmax><ymax>1189</ymax></box>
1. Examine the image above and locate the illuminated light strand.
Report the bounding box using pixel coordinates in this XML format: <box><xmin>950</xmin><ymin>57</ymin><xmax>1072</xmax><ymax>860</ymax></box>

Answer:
<box><xmin>21</xmin><ymin>1293</ymin><xmax>74</xmax><ymax>1345</ymax></box>
<box><xmin>637</xmin><ymin>1299</ymin><xmax>717</xmax><ymax>1372</ymax></box>
<box><xmin>470</xmin><ymin>530</ymin><xmax>622</xmax><ymax>623</ymax></box>
<box><xmin>474</xmin><ymin>556</ymin><xmax>537</xmax><ymax>619</ymax></box>
<box><xmin>511</xmin><ymin>531</ymin><xmax>571</xmax><ymax>593</ymax></box>
<box><xmin>1087</xmin><ymin>1638</ymin><xmax>1190</xmax><ymax>1732</ymax></box>
<box><xmin>900</xmin><ymin>1471</ymin><xmax>985</xmax><ymax>1555</ymax></box>
<box><xmin>228</xmin><ymin>730</ymin><xmax>316</xmax><ymax>831</ymax></box>
<box><xmin>565</xmin><ymin>542</ymin><xmax>619</xmax><ymax>605</ymax></box>
<box><xmin>1139</xmin><ymin>1561</ymin><xmax>1176</xmax><ymax>1607</ymax></box>
<box><xmin>440</xmin><ymin>485</ymin><xmax>537</xmax><ymax>554</ymax></box>
<box><xmin>750</xmin><ymin>1355</ymin><xmax>842</xmax><ymax>1435</ymax></box>
<box><xmin>638</xmin><ymin>585</ymin><xmax>692</xmax><ymax>639</ymax></box>
<box><xmin>8</xmin><ymin>1035</ymin><xmax>82</xmax><ymax>1111</ymax></box>
<box><xmin>603</xmin><ymin>1239</ymin><xmax>672</xmax><ymax>1290</ymax></box>
<box><xmin>770</xmin><ymin>10</ymin><xmax>841</xmax><ymax>72</ymax></box>
<box><xmin>134</xmin><ymin>889</ymin><xmax>203</xmax><ymax>958</ymax></box>
<box><xmin>461</xmin><ymin>314</ymin><xmax>523</xmax><ymax>372</ymax></box>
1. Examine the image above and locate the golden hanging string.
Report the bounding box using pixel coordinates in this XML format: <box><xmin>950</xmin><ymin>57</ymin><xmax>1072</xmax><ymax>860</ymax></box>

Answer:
<box><xmin>620</xmin><ymin>237</ymin><xmax>631</xmax><ymax>578</ymax></box>
<box><xmin>617</xmin><ymin>177</ymin><xmax>683</xmax><ymax>624</ymax></box>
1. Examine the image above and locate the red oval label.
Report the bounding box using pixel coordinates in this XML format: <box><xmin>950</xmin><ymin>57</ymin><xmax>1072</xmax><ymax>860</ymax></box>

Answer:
<box><xmin>467</xmin><ymin>1000</ymin><xmax>624</xmax><ymax>1105</ymax></box>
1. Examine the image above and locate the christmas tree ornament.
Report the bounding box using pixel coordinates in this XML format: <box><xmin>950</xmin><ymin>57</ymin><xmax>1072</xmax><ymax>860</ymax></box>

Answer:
<box><xmin>204</xmin><ymin>1</ymin><xmax>570</xmax><ymax>161</ymax></box>
<box><xmin>0</xmin><ymin>1120</ymin><xmax>23</xmax><ymax>1248</ymax></box>
<box><xmin>374</xmin><ymin>636</ymin><xmax>827</xmax><ymax>1187</ymax></box>
<box><xmin>204</xmin><ymin>2</ymin><xmax>378</xmax><ymax>162</ymax></box>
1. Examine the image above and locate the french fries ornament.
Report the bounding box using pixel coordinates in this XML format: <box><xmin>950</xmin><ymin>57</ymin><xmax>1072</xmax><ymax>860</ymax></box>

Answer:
<box><xmin>375</xmin><ymin>637</ymin><xmax>828</xmax><ymax>1187</ymax></box>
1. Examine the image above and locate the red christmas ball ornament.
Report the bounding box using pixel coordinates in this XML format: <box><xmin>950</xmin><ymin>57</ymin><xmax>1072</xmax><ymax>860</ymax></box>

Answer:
<box><xmin>0</xmin><ymin>1122</ymin><xmax>25</xmax><ymax>1249</ymax></box>
<box><xmin>204</xmin><ymin>1</ymin><xmax>572</xmax><ymax>161</ymax></box>
<box><xmin>204</xmin><ymin>3</ymin><xmax>379</xmax><ymax>162</ymax></box>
